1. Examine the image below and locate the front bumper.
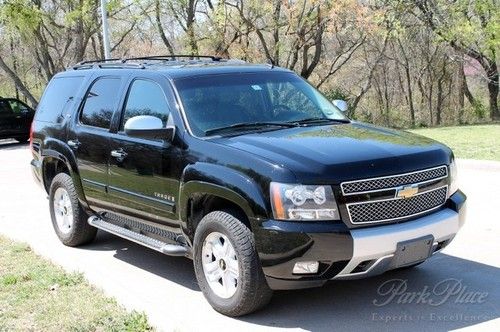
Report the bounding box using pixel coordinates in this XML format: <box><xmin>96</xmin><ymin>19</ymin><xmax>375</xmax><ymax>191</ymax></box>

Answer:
<box><xmin>253</xmin><ymin>190</ymin><xmax>466</xmax><ymax>290</ymax></box>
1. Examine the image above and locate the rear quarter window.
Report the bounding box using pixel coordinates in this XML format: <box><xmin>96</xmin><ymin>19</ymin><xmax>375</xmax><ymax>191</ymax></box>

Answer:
<box><xmin>36</xmin><ymin>76</ymin><xmax>85</xmax><ymax>123</ymax></box>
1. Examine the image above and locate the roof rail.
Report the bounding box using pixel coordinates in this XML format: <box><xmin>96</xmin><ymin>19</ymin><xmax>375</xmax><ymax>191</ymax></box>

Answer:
<box><xmin>125</xmin><ymin>55</ymin><xmax>223</xmax><ymax>62</ymax></box>
<box><xmin>72</xmin><ymin>62</ymin><xmax>145</xmax><ymax>70</ymax></box>
<box><xmin>76</xmin><ymin>58</ymin><xmax>123</xmax><ymax>65</ymax></box>
<box><xmin>70</xmin><ymin>55</ymin><xmax>231</xmax><ymax>71</ymax></box>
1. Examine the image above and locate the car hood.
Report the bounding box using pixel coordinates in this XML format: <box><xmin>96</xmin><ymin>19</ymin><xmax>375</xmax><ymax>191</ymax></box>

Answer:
<box><xmin>214</xmin><ymin>122</ymin><xmax>452</xmax><ymax>183</ymax></box>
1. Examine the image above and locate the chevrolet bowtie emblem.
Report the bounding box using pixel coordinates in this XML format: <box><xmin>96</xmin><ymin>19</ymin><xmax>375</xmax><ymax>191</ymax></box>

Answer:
<box><xmin>396</xmin><ymin>185</ymin><xmax>419</xmax><ymax>199</ymax></box>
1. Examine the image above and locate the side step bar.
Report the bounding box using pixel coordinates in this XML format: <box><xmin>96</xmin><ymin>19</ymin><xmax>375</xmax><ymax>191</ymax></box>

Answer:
<box><xmin>88</xmin><ymin>216</ymin><xmax>190</xmax><ymax>257</ymax></box>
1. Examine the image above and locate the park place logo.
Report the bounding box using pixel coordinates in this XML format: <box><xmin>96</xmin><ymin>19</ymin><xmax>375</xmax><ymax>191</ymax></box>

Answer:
<box><xmin>372</xmin><ymin>278</ymin><xmax>488</xmax><ymax>307</ymax></box>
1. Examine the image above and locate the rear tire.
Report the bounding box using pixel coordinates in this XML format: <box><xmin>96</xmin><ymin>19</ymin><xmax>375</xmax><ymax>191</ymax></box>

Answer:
<box><xmin>49</xmin><ymin>173</ymin><xmax>97</xmax><ymax>246</ymax></box>
<box><xmin>193</xmin><ymin>210</ymin><xmax>273</xmax><ymax>317</ymax></box>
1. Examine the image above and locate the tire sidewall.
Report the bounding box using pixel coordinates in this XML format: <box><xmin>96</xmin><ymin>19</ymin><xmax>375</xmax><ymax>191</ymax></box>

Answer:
<box><xmin>49</xmin><ymin>173</ymin><xmax>82</xmax><ymax>244</ymax></box>
<box><xmin>193</xmin><ymin>213</ymin><xmax>249</xmax><ymax>312</ymax></box>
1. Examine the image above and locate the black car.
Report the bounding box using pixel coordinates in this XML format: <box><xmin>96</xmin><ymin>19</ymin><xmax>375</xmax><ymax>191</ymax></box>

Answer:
<box><xmin>30</xmin><ymin>56</ymin><xmax>467</xmax><ymax>317</ymax></box>
<box><xmin>0</xmin><ymin>97</ymin><xmax>34</xmax><ymax>142</ymax></box>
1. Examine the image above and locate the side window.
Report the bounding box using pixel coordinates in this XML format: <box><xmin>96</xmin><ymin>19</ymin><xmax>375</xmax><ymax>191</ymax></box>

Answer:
<box><xmin>36</xmin><ymin>76</ymin><xmax>84</xmax><ymax>123</ymax></box>
<box><xmin>121</xmin><ymin>80</ymin><xmax>170</xmax><ymax>129</ymax></box>
<box><xmin>8</xmin><ymin>100</ymin><xmax>30</xmax><ymax>114</ymax></box>
<box><xmin>80</xmin><ymin>78</ymin><xmax>121</xmax><ymax>129</ymax></box>
<box><xmin>0</xmin><ymin>100</ymin><xmax>12</xmax><ymax>114</ymax></box>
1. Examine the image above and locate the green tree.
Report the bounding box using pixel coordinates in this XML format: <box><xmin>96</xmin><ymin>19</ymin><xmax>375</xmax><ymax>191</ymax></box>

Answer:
<box><xmin>410</xmin><ymin>0</ymin><xmax>500</xmax><ymax>121</ymax></box>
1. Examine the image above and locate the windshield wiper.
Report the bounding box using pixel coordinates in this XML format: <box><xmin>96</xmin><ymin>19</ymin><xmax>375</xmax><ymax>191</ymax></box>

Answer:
<box><xmin>291</xmin><ymin>117</ymin><xmax>350</xmax><ymax>125</ymax></box>
<box><xmin>205</xmin><ymin>122</ymin><xmax>298</xmax><ymax>136</ymax></box>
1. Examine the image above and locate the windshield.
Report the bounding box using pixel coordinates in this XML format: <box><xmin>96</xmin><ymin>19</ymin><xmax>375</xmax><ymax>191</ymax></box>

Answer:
<box><xmin>174</xmin><ymin>71</ymin><xmax>348</xmax><ymax>137</ymax></box>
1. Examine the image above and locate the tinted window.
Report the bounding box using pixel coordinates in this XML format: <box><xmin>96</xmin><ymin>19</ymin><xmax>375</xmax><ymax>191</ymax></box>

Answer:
<box><xmin>267</xmin><ymin>81</ymin><xmax>319</xmax><ymax>116</ymax></box>
<box><xmin>80</xmin><ymin>78</ymin><xmax>121</xmax><ymax>128</ymax></box>
<box><xmin>36</xmin><ymin>76</ymin><xmax>84</xmax><ymax>123</ymax></box>
<box><xmin>8</xmin><ymin>100</ymin><xmax>30</xmax><ymax>114</ymax></box>
<box><xmin>121</xmin><ymin>80</ymin><xmax>170</xmax><ymax>129</ymax></box>
<box><xmin>0</xmin><ymin>100</ymin><xmax>12</xmax><ymax>114</ymax></box>
<box><xmin>175</xmin><ymin>72</ymin><xmax>346</xmax><ymax>137</ymax></box>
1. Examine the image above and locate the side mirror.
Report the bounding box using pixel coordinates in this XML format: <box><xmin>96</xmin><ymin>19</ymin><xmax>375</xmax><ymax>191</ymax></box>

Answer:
<box><xmin>332</xmin><ymin>99</ymin><xmax>348</xmax><ymax>113</ymax></box>
<box><xmin>124</xmin><ymin>115</ymin><xmax>175</xmax><ymax>142</ymax></box>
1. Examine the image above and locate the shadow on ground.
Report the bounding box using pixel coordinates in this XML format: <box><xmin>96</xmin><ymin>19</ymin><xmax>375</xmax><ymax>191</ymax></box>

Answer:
<box><xmin>81</xmin><ymin>231</ymin><xmax>500</xmax><ymax>331</ymax></box>
<box><xmin>81</xmin><ymin>231</ymin><xmax>199</xmax><ymax>291</ymax></box>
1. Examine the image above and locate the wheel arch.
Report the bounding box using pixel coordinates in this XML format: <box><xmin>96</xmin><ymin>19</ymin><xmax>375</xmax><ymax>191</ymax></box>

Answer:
<box><xmin>179</xmin><ymin>163</ymin><xmax>269</xmax><ymax>240</ymax></box>
<box><xmin>40</xmin><ymin>139</ymin><xmax>89</xmax><ymax>209</ymax></box>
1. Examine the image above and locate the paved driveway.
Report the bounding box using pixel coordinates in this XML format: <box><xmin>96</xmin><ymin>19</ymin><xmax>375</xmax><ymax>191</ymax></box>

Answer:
<box><xmin>0</xmin><ymin>140</ymin><xmax>499</xmax><ymax>331</ymax></box>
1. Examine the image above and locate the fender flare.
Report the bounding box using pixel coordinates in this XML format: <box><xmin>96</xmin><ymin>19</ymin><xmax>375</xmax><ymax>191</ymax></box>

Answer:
<box><xmin>40</xmin><ymin>137</ymin><xmax>89</xmax><ymax>209</ymax></box>
<box><xmin>179</xmin><ymin>163</ymin><xmax>269</xmax><ymax>223</ymax></box>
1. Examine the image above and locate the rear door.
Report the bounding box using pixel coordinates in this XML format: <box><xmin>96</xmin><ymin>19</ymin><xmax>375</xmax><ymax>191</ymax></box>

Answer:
<box><xmin>6</xmin><ymin>99</ymin><xmax>34</xmax><ymax>136</ymax></box>
<box><xmin>68</xmin><ymin>76</ymin><xmax>126</xmax><ymax>211</ymax></box>
<box><xmin>0</xmin><ymin>100</ymin><xmax>15</xmax><ymax>136</ymax></box>
<box><xmin>106</xmin><ymin>77</ymin><xmax>181</xmax><ymax>228</ymax></box>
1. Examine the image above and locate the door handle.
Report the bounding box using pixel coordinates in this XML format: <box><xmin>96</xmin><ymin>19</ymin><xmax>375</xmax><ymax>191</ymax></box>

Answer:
<box><xmin>67</xmin><ymin>139</ymin><xmax>81</xmax><ymax>149</ymax></box>
<box><xmin>111</xmin><ymin>149</ymin><xmax>128</xmax><ymax>162</ymax></box>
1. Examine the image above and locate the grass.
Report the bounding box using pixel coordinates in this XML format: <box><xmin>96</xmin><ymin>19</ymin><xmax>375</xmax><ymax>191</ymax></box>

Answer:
<box><xmin>0</xmin><ymin>236</ymin><xmax>153</xmax><ymax>332</ymax></box>
<box><xmin>410</xmin><ymin>124</ymin><xmax>500</xmax><ymax>161</ymax></box>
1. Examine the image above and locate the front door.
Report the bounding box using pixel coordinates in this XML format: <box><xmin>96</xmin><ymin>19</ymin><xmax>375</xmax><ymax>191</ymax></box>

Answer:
<box><xmin>107</xmin><ymin>78</ymin><xmax>180</xmax><ymax>229</ymax></box>
<box><xmin>70</xmin><ymin>76</ymin><xmax>124</xmax><ymax>211</ymax></box>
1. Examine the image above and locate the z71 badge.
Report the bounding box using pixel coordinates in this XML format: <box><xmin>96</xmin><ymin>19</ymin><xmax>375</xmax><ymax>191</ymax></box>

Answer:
<box><xmin>154</xmin><ymin>192</ymin><xmax>175</xmax><ymax>202</ymax></box>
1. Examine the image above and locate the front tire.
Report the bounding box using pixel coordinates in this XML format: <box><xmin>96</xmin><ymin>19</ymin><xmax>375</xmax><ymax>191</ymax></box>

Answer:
<box><xmin>49</xmin><ymin>173</ymin><xmax>97</xmax><ymax>246</ymax></box>
<box><xmin>193</xmin><ymin>211</ymin><xmax>273</xmax><ymax>317</ymax></box>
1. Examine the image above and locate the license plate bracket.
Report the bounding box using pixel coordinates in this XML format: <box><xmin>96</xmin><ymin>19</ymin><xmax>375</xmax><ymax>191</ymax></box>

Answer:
<box><xmin>392</xmin><ymin>235</ymin><xmax>434</xmax><ymax>268</ymax></box>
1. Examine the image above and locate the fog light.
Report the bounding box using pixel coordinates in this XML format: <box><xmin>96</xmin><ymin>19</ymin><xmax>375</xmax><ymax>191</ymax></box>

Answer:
<box><xmin>293</xmin><ymin>261</ymin><xmax>319</xmax><ymax>274</ymax></box>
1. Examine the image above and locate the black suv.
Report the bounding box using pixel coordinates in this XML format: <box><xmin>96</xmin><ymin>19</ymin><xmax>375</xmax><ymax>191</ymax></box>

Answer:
<box><xmin>31</xmin><ymin>56</ymin><xmax>467</xmax><ymax>316</ymax></box>
<box><xmin>0</xmin><ymin>96</ymin><xmax>34</xmax><ymax>142</ymax></box>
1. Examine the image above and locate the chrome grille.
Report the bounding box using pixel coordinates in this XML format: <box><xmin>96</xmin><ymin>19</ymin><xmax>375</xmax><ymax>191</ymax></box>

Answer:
<box><xmin>347</xmin><ymin>186</ymin><xmax>448</xmax><ymax>224</ymax></box>
<box><xmin>341</xmin><ymin>166</ymin><xmax>447</xmax><ymax>195</ymax></box>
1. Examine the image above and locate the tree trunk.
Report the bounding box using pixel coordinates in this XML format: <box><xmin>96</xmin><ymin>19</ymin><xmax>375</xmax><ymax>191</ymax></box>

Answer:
<box><xmin>9</xmin><ymin>38</ymin><xmax>20</xmax><ymax>99</ymax></box>
<box><xmin>486</xmin><ymin>63</ymin><xmax>499</xmax><ymax>120</ymax></box>
<box><xmin>155</xmin><ymin>0</ymin><xmax>175</xmax><ymax>56</ymax></box>
<box><xmin>457</xmin><ymin>59</ymin><xmax>465</xmax><ymax>124</ymax></box>
<box><xmin>436</xmin><ymin>61</ymin><xmax>447</xmax><ymax>125</ymax></box>
<box><xmin>396</xmin><ymin>38</ymin><xmax>415</xmax><ymax>127</ymax></box>
<box><xmin>272</xmin><ymin>0</ymin><xmax>281</xmax><ymax>65</ymax></box>
<box><xmin>404</xmin><ymin>65</ymin><xmax>415</xmax><ymax>127</ymax></box>
<box><xmin>436</xmin><ymin>79</ymin><xmax>443</xmax><ymax>125</ymax></box>
<box><xmin>186</xmin><ymin>0</ymin><xmax>198</xmax><ymax>55</ymax></box>
<box><xmin>0</xmin><ymin>55</ymin><xmax>38</xmax><ymax>108</ymax></box>
<box><xmin>428</xmin><ymin>79</ymin><xmax>434</xmax><ymax>126</ymax></box>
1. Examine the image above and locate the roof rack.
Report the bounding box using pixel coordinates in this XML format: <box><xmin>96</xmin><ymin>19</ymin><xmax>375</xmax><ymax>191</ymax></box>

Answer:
<box><xmin>124</xmin><ymin>55</ymin><xmax>223</xmax><ymax>62</ymax></box>
<box><xmin>71</xmin><ymin>54</ymin><xmax>227</xmax><ymax>70</ymax></box>
<box><xmin>77</xmin><ymin>58</ymin><xmax>123</xmax><ymax>65</ymax></box>
<box><xmin>72</xmin><ymin>62</ymin><xmax>145</xmax><ymax>71</ymax></box>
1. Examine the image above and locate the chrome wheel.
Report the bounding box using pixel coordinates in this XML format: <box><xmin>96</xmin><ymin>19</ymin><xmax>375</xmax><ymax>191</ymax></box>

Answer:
<box><xmin>201</xmin><ymin>232</ymin><xmax>239</xmax><ymax>299</ymax></box>
<box><xmin>53</xmin><ymin>187</ymin><xmax>73</xmax><ymax>235</ymax></box>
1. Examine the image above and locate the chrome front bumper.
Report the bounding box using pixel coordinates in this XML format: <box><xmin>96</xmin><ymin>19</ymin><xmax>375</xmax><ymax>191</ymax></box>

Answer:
<box><xmin>333</xmin><ymin>203</ymin><xmax>467</xmax><ymax>280</ymax></box>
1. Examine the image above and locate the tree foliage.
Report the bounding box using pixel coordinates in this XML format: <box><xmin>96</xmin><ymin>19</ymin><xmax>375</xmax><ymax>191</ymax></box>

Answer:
<box><xmin>0</xmin><ymin>0</ymin><xmax>498</xmax><ymax>125</ymax></box>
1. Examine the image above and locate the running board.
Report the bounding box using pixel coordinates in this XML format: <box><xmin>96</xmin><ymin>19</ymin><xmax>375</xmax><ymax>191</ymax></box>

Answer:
<box><xmin>88</xmin><ymin>216</ymin><xmax>189</xmax><ymax>257</ymax></box>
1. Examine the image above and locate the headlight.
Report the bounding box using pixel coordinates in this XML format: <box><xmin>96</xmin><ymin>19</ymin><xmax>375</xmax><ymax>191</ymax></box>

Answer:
<box><xmin>270</xmin><ymin>182</ymin><xmax>340</xmax><ymax>221</ymax></box>
<box><xmin>449</xmin><ymin>158</ymin><xmax>458</xmax><ymax>196</ymax></box>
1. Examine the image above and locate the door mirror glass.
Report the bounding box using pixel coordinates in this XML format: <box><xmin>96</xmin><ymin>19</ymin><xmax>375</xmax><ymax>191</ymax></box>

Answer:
<box><xmin>124</xmin><ymin>115</ymin><xmax>175</xmax><ymax>141</ymax></box>
<box><xmin>332</xmin><ymin>99</ymin><xmax>348</xmax><ymax>113</ymax></box>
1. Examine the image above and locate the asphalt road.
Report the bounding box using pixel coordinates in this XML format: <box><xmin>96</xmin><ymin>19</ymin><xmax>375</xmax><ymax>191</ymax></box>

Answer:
<box><xmin>1</xmin><ymin>139</ymin><xmax>499</xmax><ymax>332</ymax></box>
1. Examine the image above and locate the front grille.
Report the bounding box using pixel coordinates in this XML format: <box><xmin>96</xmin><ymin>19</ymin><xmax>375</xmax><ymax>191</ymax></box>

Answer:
<box><xmin>341</xmin><ymin>166</ymin><xmax>447</xmax><ymax>195</ymax></box>
<box><xmin>347</xmin><ymin>186</ymin><xmax>448</xmax><ymax>224</ymax></box>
